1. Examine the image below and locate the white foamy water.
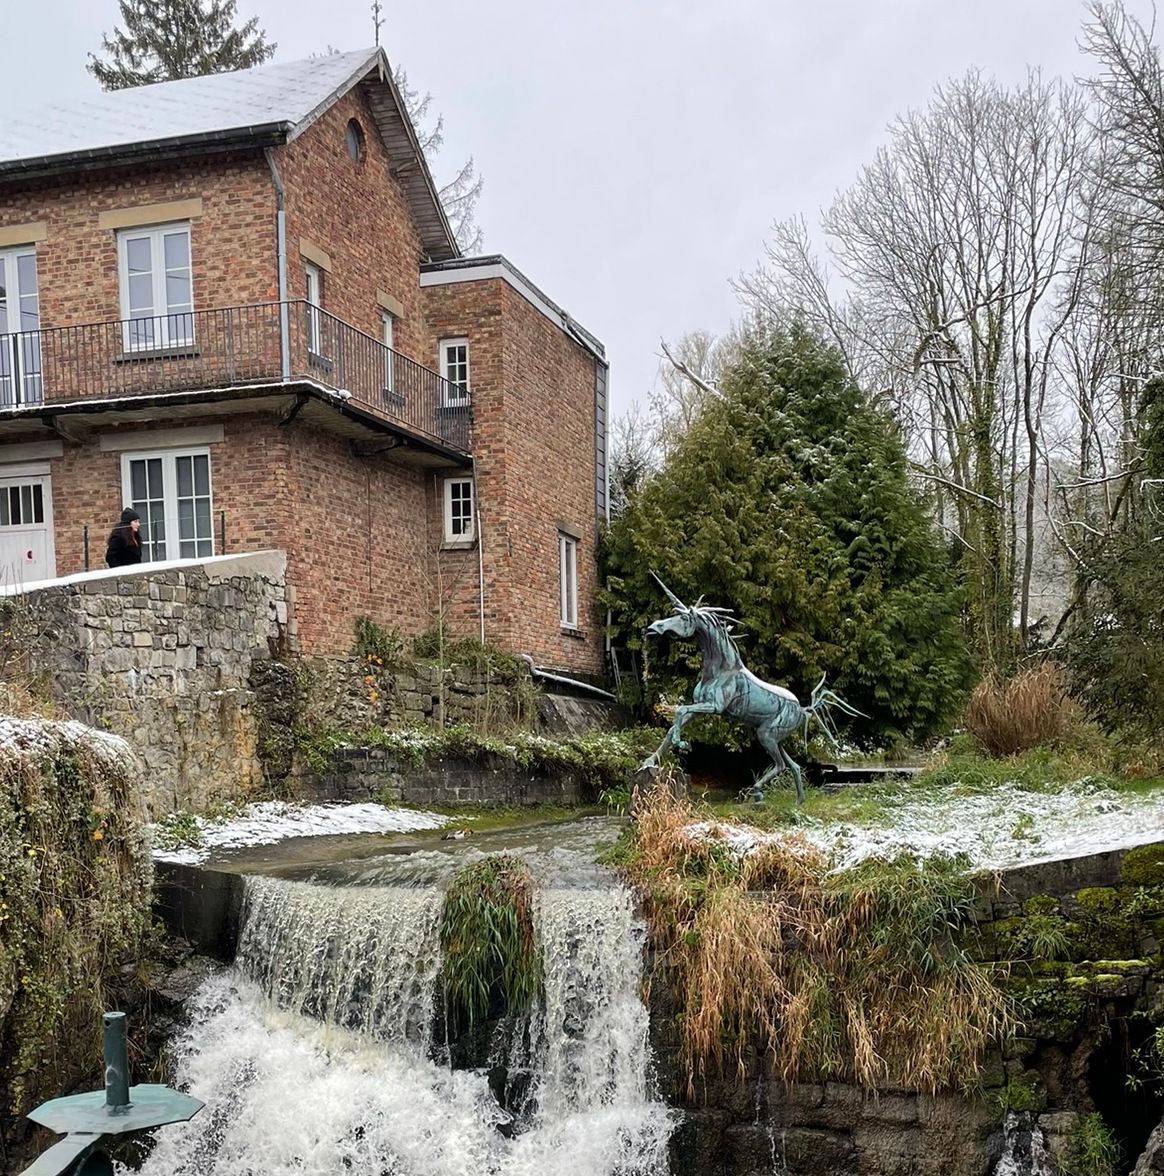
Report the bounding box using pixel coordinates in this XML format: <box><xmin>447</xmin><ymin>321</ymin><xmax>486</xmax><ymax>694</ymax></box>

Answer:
<box><xmin>992</xmin><ymin>1112</ymin><xmax>1053</xmax><ymax>1176</ymax></box>
<box><xmin>135</xmin><ymin>875</ymin><xmax>672</xmax><ymax>1176</ymax></box>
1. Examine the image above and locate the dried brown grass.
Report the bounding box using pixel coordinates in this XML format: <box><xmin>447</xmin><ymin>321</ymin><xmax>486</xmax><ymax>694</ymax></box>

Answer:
<box><xmin>964</xmin><ymin>663</ymin><xmax>1073</xmax><ymax>757</ymax></box>
<box><xmin>627</xmin><ymin>780</ymin><xmax>1010</xmax><ymax>1098</ymax></box>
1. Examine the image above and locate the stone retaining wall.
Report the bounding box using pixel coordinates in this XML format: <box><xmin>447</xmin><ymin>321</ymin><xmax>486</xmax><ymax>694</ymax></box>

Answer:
<box><xmin>11</xmin><ymin>552</ymin><xmax>288</xmax><ymax>814</ymax></box>
<box><xmin>663</xmin><ymin>840</ymin><xmax>1164</xmax><ymax>1176</ymax></box>
<box><xmin>317</xmin><ymin>747</ymin><xmax>584</xmax><ymax>807</ymax></box>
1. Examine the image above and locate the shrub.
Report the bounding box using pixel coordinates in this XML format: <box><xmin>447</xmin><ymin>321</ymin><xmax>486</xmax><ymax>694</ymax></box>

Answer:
<box><xmin>352</xmin><ymin>616</ymin><xmax>406</xmax><ymax>667</ymax></box>
<box><xmin>963</xmin><ymin>664</ymin><xmax>1071</xmax><ymax>757</ymax></box>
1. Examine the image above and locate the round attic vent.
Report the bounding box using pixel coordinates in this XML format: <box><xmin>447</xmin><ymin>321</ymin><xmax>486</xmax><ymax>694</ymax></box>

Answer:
<box><xmin>345</xmin><ymin>119</ymin><xmax>365</xmax><ymax>163</ymax></box>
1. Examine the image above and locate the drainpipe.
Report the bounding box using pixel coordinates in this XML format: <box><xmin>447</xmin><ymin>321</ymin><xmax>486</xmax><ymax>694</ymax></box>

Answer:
<box><xmin>473</xmin><ymin>458</ymin><xmax>485</xmax><ymax>644</ymax></box>
<box><xmin>264</xmin><ymin>148</ymin><xmax>291</xmax><ymax>381</ymax></box>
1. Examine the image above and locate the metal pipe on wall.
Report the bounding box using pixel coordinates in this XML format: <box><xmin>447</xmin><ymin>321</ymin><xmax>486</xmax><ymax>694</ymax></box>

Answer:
<box><xmin>263</xmin><ymin>148</ymin><xmax>290</xmax><ymax>381</ymax></box>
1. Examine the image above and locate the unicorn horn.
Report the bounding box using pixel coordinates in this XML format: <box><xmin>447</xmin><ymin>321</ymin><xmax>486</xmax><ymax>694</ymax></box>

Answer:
<box><xmin>650</xmin><ymin>571</ymin><xmax>688</xmax><ymax>612</ymax></box>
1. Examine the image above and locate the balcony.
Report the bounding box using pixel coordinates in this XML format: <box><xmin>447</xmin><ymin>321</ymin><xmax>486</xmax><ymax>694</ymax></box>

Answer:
<box><xmin>0</xmin><ymin>300</ymin><xmax>471</xmax><ymax>454</ymax></box>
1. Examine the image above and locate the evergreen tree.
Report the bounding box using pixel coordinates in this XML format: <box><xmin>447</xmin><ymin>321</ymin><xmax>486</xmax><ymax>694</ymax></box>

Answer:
<box><xmin>602</xmin><ymin>327</ymin><xmax>972</xmax><ymax>747</ymax></box>
<box><xmin>88</xmin><ymin>0</ymin><xmax>275</xmax><ymax>91</ymax></box>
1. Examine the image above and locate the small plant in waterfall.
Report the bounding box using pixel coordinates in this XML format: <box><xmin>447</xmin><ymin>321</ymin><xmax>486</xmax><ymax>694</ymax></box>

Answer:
<box><xmin>619</xmin><ymin>781</ymin><xmax>1011</xmax><ymax>1097</ymax></box>
<box><xmin>1064</xmin><ymin>1113</ymin><xmax>1118</xmax><ymax>1176</ymax></box>
<box><xmin>439</xmin><ymin>854</ymin><xmax>542</xmax><ymax>1030</ymax></box>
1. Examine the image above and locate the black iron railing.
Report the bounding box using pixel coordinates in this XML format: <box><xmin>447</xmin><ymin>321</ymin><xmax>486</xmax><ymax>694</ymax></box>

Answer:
<box><xmin>0</xmin><ymin>300</ymin><xmax>471</xmax><ymax>453</ymax></box>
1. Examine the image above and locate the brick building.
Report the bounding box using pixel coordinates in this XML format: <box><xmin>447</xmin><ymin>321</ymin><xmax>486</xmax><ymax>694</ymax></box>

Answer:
<box><xmin>0</xmin><ymin>49</ymin><xmax>610</xmax><ymax>674</ymax></box>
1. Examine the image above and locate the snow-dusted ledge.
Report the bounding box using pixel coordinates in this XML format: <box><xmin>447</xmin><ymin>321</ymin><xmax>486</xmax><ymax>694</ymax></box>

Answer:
<box><xmin>0</xmin><ymin>549</ymin><xmax>287</xmax><ymax>597</ymax></box>
<box><xmin>692</xmin><ymin>776</ymin><xmax>1164</xmax><ymax>873</ymax></box>
<box><xmin>151</xmin><ymin>801</ymin><xmax>451</xmax><ymax>865</ymax></box>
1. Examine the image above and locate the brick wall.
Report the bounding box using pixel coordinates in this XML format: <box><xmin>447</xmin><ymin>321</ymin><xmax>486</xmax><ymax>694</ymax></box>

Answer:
<box><xmin>280</xmin><ymin>419</ymin><xmax>433</xmax><ymax>653</ymax></box>
<box><xmin>42</xmin><ymin>413</ymin><xmax>295</xmax><ymax>588</ymax></box>
<box><xmin>420</xmin><ymin>277</ymin><xmax>603</xmax><ymax>675</ymax></box>
<box><xmin>19</xmin><ymin>409</ymin><xmax>441</xmax><ymax>657</ymax></box>
<box><xmin>0</xmin><ymin>155</ymin><xmax>276</xmax><ymax>328</ymax></box>
<box><xmin>498</xmin><ymin>282</ymin><xmax>602</xmax><ymax>673</ymax></box>
<box><xmin>274</xmin><ymin>86</ymin><xmax>430</xmax><ymax>361</ymax></box>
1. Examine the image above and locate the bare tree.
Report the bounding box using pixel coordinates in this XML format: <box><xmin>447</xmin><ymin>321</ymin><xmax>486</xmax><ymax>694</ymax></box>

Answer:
<box><xmin>394</xmin><ymin>66</ymin><xmax>484</xmax><ymax>253</ymax></box>
<box><xmin>649</xmin><ymin>328</ymin><xmax>741</xmax><ymax>459</ymax></box>
<box><xmin>739</xmin><ymin>71</ymin><xmax>1094</xmax><ymax>671</ymax></box>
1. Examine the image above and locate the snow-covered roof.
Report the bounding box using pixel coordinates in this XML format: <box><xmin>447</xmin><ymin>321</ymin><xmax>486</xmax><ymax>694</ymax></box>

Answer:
<box><xmin>0</xmin><ymin>48</ymin><xmax>459</xmax><ymax>261</ymax></box>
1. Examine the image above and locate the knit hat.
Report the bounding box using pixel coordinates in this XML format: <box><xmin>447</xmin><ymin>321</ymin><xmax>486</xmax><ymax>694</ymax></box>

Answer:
<box><xmin>120</xmin><ymin>507</ymin><xmax>141</xmax><ymax>523</ymax></box>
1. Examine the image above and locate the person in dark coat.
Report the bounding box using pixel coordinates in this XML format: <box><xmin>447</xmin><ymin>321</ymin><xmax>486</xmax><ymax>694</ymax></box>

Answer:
<box><xmin>105</xmin><ymin>507</ymin><xmax>143</xmax><ymax>568</ymax></box>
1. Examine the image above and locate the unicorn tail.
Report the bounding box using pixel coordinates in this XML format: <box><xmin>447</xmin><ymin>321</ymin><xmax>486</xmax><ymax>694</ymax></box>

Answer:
<box><xmin>802</xmin><ymin>674</ymin><xmax>865</xmax><ymax>751</ymax></box>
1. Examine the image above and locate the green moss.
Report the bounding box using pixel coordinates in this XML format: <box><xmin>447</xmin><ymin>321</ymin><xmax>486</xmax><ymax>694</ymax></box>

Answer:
<box><xmin>1005</xmin><ymin>1070</ymin><xmax>1047</xmax><ymax>1113</ymax></box>
<box><xmin>1008</xmin><ymin>977</ymin><xmax>1086</xmax><ymax>1039</ymax></box>
<box><xmin>0</xmin><ymin>724</ymin><xmax>152</xmax><ymax>1119</ymax></box>
<box><xmin>1084</xmin><ymin>958</ymin><xmax>1149</xmax><ymax>974</ymax></box>
<box><xmin>1122</xmin><ymin>844</ymin><xmax>1164</xmax><ymax>887</ymax></box>
<box><xmin>298</xmin><ymin>723</ymin><xmax>659</xmax><ymax>802</ymax></box>
<box><xmin>1024</xmin><ymin>895</ymin><xmax>1059</xmax><ymax>916</ymax></box>
<box><xmin>1071</xmin><ymin>888</ymin><xmax>1137</xmax><ymax>960</ymax></box>
<box><xmin>1076</xmin><ymin>887</ymin><xmax>1121</xmax><ymax>914</ymax></box>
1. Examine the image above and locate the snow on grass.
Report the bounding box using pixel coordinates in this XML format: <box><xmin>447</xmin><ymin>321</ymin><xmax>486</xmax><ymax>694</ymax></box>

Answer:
<box><xmin>695</xmin><ymin>776</ymin><xmax>1164</xmax><ymax>872</ymax></box>
<box><xmin>151</xmin><ymin>801</ymin><xmax>451</xmax><ymax>865</ymax></box>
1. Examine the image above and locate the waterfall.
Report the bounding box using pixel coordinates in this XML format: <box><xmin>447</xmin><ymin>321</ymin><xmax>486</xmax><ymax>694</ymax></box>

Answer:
<box><xmin>136</xmin><ymin>873</ymin><xmax>672</xmax><ymax>1175</ymax></box>
<box><xmin>993</xmin><ymin>1112</ymin><xmax>1054</xmax><ymax>1176</ymax></box>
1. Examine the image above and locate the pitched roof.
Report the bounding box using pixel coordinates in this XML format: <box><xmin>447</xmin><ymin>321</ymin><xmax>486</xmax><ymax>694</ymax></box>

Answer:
<box><xmin>0</xmin><ymin>48</ymin><xmax>459</xmax><ymax>261</ymax></box>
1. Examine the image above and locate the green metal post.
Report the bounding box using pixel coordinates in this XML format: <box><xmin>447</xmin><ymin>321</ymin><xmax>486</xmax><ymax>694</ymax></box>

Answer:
<box><xmin>102</xmin><ymin>1013</ymin><xmax>130</xmax><ymax>1111</ymax></box>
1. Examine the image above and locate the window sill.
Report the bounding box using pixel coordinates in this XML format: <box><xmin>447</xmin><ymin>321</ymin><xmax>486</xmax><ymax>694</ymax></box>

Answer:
<box><xmin>382</xmin><ymin>389</ymin><xmax>406</xmax><ymax>409</ymax></box>
<box><xmin>114</xmin><ymin>346</ymin><xmax>200</xmax><ymax>363</ymax></box>
<box><xmin>439</xmin><ymin>401</ymin><xmax>471</xmax><ymax>414</ymax></box>
<box><xmin>440</xmin><ymin>538</ymin><xmax>476</xmax><ymax>552</ymax></box>
<box><xmin>308</xmin><ymin>351</ymin><xmax>334</xmax><ymax>375</ymax></box>
<box><xmin>560</xmin><ymin>625</ymin><xmax>586</xmax><ymax>640</ymax></box>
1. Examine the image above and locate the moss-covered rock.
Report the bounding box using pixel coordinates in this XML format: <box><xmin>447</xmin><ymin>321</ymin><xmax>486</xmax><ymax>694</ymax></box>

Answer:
<box><xmin>1122</xmin><ymin>844</ymin><xmax>1164</xmax><ymax>887</ymax></box>
<box><xmin>1024</xmin><ymin>895</ymin><xmax>1060</xmax><ymax>917</ymax></box>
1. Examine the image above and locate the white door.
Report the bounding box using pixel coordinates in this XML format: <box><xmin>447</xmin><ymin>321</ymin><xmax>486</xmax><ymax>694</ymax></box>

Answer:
<box><xmin>0</xmin><ymin>475</ymin><xmax>55</xmax><ymax>585</ymax></box>
<box><xmin>0</xmin><ymin>248</ymin><xmax>42</xmax><ymax>406</ymax></box>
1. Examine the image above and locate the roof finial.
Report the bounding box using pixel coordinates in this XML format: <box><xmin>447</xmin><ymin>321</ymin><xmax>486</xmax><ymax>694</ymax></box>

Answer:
<box><xmin>372</xmin><ymin>0</ymin><xmax>384</xmax><ymax>46</ymax></box>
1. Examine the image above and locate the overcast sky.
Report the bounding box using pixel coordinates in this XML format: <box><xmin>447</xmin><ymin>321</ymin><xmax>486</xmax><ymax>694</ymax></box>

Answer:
<box><xmin>5</xmin><ymin>0</ymin><xmax>1159</xmax><ymax>420</ymax></box>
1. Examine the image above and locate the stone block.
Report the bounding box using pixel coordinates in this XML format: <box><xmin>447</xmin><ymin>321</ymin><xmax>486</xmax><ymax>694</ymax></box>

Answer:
<box><xmin>132</xmin><ymin>631</ymin><xmax>153</xmax><ymax>647</ymax></box>
<box><xmin>104</xmin><ymin>648</ymin><xmax>135</xmax><ymax>672</ymax></box>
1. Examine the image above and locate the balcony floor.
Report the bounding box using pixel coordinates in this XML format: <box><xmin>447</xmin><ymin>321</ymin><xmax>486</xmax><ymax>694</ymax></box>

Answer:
<box><xmin>0</xmin><ymin>380</ymin><xmax>472</xmax><ymax>469</ymax></box>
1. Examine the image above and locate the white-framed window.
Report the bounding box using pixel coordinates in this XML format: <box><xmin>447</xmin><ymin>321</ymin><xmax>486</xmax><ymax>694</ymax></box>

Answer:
<box><xmin>439</xmin><ymin>337</ymin><xmax>470</xmax><ymax>406</ymax></box>
<box><xmin>382</xmin><ymin>311</ymin><xmax>395</xmax><ymax>393</ymax></box>
<box><xmin>559</xmin><ymin>532</ymin><xmax>578</xmax><ymax>628</ymax></box>
<box><xmin>121</xmin><ymin>448</ymin><xmax>214</xmax><ymax>562</ymax></box>
<box><xmin>304</xmin><ymin>262</ymin><xmax>323</xmax><ymax>355</ymax></box>
<box><xmin>443</xmin><ymin>477</ymin><xmax>474</xmax><ymax>543</ymax></box>
<box><xmin>117</xmin><ymin>223</ymin><xmax>193</xmax><ymax>351</ymax></box>
<box><xmin>0</xmin><ymin>247</ymin><xmax>41</xmax><ymax>405</ymax></box>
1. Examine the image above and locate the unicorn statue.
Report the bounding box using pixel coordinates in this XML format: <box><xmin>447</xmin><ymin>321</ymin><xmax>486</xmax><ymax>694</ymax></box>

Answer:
<box><xmin>640</xmin><ymin>576</ymin><xmax>861</xmax><ymax>803</ymax></box>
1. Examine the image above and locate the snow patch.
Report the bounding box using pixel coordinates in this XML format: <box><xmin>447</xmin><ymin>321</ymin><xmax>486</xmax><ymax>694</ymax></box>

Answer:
<box><xmin>691</xmin><ymin>777</ymin><xmax>1164</xmax><ymax>871</ymax></box>
<box><xmin>0</xmin><ymin>715</ymin><xmax>132</xmax><ymax>768</ymax></box>
<box><xmin>151</xmin><ymin>801</ymin><xmax>451</xmax><ymax>865</ymax></box>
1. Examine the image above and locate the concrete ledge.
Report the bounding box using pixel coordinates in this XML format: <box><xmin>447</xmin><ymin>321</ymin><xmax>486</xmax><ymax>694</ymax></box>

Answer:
<box><xmin>0</xmin><ymin>549</ymin><xmax>287</xmax><ymax>596</ymax></box>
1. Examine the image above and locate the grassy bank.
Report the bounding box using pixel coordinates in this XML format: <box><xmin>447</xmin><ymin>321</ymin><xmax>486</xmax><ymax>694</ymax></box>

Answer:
<box><xmin>616</xmin><ymin>780</ymin><xmax>1010</xmax><ymax>1098</ymax></box>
